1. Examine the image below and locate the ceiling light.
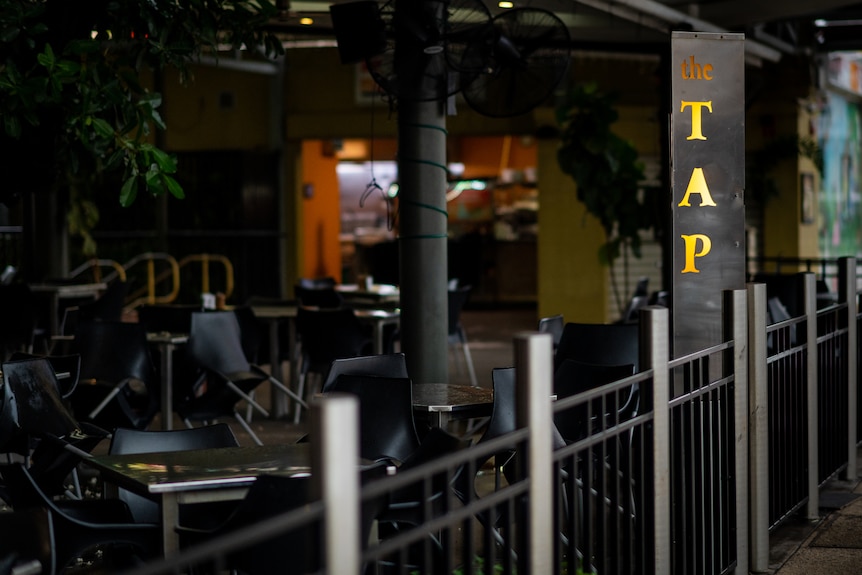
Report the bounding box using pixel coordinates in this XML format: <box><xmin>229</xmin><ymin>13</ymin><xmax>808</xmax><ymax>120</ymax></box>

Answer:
<box><xmin>299</xmin><ymin>17</ymin><xmax>314</xmax><ymax>25</ymax></box>
<box><xmin>498</xmin><ymin>1</ymin><xmax>514</xmax><ymax>8</ymax></box>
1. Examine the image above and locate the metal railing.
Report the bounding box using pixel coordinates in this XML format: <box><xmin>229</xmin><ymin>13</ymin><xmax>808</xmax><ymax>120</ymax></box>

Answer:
<box><xmin>66</xmin><ymin>252</ymin><xmax>236</xmax><ymax>310</ymax></box>
<box><xmin>116</xmin><ymin>259</ymin><xmax>860</xmax><ymax>575</ymax></box>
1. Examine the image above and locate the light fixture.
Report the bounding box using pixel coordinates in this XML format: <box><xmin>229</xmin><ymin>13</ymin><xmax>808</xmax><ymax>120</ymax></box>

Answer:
<box><xmin>498</xmin><ymin>1</ymin><xmax>514</xmax><ymax>8</ymax></box>
<box><xmin>299</xmin><ymin>17</ymin><xmax>314</xmax><ymax>25</ymax></box>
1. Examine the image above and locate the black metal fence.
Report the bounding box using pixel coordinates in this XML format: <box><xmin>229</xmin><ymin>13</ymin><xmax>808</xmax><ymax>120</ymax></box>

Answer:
<box><xmin>114</xmin><ymin>260</ymin><xmax>859</xmax><ymax>575</ymax></box>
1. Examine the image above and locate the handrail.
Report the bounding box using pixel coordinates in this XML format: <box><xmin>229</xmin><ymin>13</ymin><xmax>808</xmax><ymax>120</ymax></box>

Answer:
<box><xmin>67</xmin><ymin>258</ymin><xmax>127</xmax><ymax>283</ymax></box>
<box><xmin>70</xmin><ymin>252</ymin><xmax>235</xmax><ymax>310</ymax></box>
<box><xmin>123</xmin><ymin>252</ymin><xmax>182</xmax><ymax>309</ymax></box>
<box><xmin>177</xmin><ymin>253</ymin><xmax>234</xmax><ymax>300</ymax></box>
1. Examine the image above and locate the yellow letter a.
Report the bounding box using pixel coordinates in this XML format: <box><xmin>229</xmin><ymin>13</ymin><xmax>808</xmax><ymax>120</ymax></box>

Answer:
<box><xmin>678</xmin><ymin>168</ymin><xmax>717</xmax><ymax>207</ymax></box>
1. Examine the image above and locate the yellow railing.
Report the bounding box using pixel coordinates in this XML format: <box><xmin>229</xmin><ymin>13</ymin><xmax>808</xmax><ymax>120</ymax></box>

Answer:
<box><xmin>68</xmin><ymin>258</ymin><xmax>127</xmax><ymax>283</ymax></box>
<box><xmin>69</xmin><ymin>252</ymin><xmax>235</xmax><ymax>310</ymax></box>
<box><xmin>177</xmin><ymin>253</ymin><xmax>235</xmax><ymax>301</ymax></box>
<box><xmin>122</xmin><ymin>252</ymin><xmax>182</xmax><ymax>309</ymax></box>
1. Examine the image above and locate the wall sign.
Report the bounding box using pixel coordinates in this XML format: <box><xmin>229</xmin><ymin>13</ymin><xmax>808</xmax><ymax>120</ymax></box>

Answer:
<box><xmin>671</xmin><ymin>32</ymin><xmax>745</xmax><ymax>357</ymax></box>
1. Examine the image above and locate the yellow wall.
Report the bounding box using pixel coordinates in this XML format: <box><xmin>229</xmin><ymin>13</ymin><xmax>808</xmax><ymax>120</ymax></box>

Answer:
<box><xmin>162</xmin><ymin>63</ymin><xmax>276</xmax><ymax>151</ymax></box>
<box><xmin>300</xmin><ymin>140</ymin><xmax>342</xmax><ymax>282</ymax></box>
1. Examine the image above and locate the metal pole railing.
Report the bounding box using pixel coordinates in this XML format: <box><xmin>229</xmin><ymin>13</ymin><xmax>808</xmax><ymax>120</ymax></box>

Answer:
<box><xmin>641</xmin><ymin>306</ymin><xmax>670</xmax><ymax>575</ymax></box>
<box><xmin>724</xmin><ymin>288</ymin><xmax>749</xmax><ymax>575</ymax></box>
<box><xmin>839</xmin><ymin>257</ymin><xmax>858</xmax><ymax>479</ymax></box>
<box><xmin>802</xmin><ymin>272</ymin><xmax>819</xmax><ymax>519</ymax></box>
<box><xmin>311</xmin><ymin>393</ymin><xmax>361</xmax><ymax>575</ymax></box>
<box><xmin>747</xmin><ymin>282</ymin><xmax>770</xmax><ymax>572</ymax></box>
<box><xmin>515</xmin><ymin>331</ymin><xmax>554</xmax><ymax>575</ymax></box>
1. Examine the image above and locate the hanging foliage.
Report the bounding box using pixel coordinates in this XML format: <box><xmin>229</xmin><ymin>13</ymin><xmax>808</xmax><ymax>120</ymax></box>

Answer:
<box><xmin>555</xmin><ymin>82</ymin><xmax>655</xmax><ymax>266</ymax></box>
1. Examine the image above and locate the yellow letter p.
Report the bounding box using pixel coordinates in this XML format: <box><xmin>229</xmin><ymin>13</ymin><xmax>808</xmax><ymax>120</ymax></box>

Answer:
<box><xmin>680</xmin><ymin>234</ymin><xmax>712</xmax><ymax>273</ymax></box>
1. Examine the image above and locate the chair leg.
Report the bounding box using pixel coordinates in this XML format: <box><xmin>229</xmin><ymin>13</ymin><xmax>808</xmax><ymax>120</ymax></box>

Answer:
<box><xmin>87</xmin><ymin>381</ymin><xmax>129</xmax><ymax>420</ymax></box>
<box><xmin>233</xmin><ymin>412</ymin><xmax>263</xmax><ymax>446</ymax></box>
<box><xmin>224</xmin><ymin>381</ymin><xmax>270</xmax><ymax>418</ymax></box>
<box><xmin>459</xmin><ymin>329</ymin><xmax>479</xmax><ymax>387</ymax></box>
<box><xmin>292</xmin><ymin>362</ymin><xmax>309</xmax><ymax>425</ymax></box>
<box><xmin>245</xmin><ymin>390</ymin><xmax>256</xmax><ymax>423</ymax></box>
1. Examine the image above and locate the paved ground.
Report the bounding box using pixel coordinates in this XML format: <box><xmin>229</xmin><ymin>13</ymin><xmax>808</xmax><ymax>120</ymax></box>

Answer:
<box><xmin>769</xmin><ymin>452</ymin><xmax>862</xmax><ymax>574</ymax></box>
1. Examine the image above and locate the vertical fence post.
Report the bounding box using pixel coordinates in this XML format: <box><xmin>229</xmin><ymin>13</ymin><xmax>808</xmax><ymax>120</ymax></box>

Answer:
<box><xmin>802</xmin><ymin>272</ymin><xmax>820</xmax><ymax>519</ymax></box>
<box><xmin>747</xmin><ymin>283</ymin><xmax>770</xmax><ymax>572</ymax></box>
<box><xmin>723</xmin><ymin>289</ymin><xmax>749</xmax><ymax>575</ymax></box>
<box><xmin>514</xmin><ymin>331</ymin><xmax>554</xmax><ymax>575</ymax></box>
<box><xmin>839</xmin><ymin>257</ymin><xmax>858</xmax><ymax>480</ymax></box>
<box><xmin>311</xmin><ymin>393</ymin><xmax>361</xmax><ymax>575</ymax></box>
<box><xmin>640</xmin><ymin>307</ymin><xmax>670</xmax><ymax>575</ymax></box>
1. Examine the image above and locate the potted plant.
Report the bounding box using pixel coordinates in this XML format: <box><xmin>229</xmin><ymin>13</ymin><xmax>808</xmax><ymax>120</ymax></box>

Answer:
<box><xmin>555</xmin><ymin>82</ymin><xmax>658</xmax><ymax>313</ymax></box>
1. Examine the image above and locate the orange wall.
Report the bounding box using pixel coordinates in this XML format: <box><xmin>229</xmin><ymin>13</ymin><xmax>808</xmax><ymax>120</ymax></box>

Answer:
<box><xmin>454</xmin><ymin>135</ymin><xmax>537</xmax><ymax>178</ymax></box>
<box><xmin>301</xmin><ymin>140</ymin><xmax>342</xmax><ymax>282</ymax></box>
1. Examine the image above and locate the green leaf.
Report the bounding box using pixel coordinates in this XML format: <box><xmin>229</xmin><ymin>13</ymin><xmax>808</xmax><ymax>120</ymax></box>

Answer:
<box><xmin>150</xmin><ymin>147</ymin><xmax>176</xmax><ymax>173</ymax></box>
<box><xmin>163</xmin><ymin>174</ymin><xmax>184</xmax><ymax>199</ymax></box>
<box><xmin>120</xmin><ymin>175</ymin><xmax>138</xmax><ymax>207</ymax></box>
<box><xmin>36</xmin><ymin>44</ymin><xmax>55</xmax><ymax>69</ymax></box>
<box><xmin>91</xmin><ymin>118</ymin><xmax>114</xmax><ymax>138</ymax></box>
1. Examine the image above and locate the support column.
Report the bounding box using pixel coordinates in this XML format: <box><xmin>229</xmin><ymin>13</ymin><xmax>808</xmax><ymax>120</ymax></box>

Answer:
<box><xmin>397</xmin><ymin>99</ymin><xmax>449</xmax><ymax>384</ymax></box>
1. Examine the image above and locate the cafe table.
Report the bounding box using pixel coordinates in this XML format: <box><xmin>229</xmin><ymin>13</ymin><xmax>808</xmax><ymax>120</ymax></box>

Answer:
<box><xmin>83</xmin><ymin>443</ymin><xmax>319</xmax><ymax>555</ymax></box>
<box><xmin>335</xmin><ymin>283</ymin><xmax>400</xmax><ymax>306</ymax></box>
<box><xmin>412</xmin><ymin>383</ymin><xmax>493</xmax><ymax>429</ymax></box>
<box><xmin>29</xmin><ymin>281</ymin><xmax>107</xmax><ymax>336</ymax></box>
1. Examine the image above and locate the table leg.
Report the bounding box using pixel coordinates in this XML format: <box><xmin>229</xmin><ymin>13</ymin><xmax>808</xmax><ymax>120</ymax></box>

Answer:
<box><xmin>160</xmin><ymin>492</ymin><xmax>180</xmax><ymax>556</ymax></box>
<box><xmin>372</xmin><ymin>322</ymin><xmax>384</xmax><ymax>355</ymax></box>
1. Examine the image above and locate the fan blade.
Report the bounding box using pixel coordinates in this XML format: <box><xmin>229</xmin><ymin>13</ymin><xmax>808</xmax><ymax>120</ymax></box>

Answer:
<box><xmin>463</xmin><ymin>8</ymin><xmax>570</xmax><ymax>118</ymax></box>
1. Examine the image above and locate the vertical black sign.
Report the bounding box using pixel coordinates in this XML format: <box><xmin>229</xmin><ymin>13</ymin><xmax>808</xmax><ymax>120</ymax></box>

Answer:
<box><xmin>671</xmin><ymin>32</ymin><xmax>745</xmax><ymax>357</ymax></box>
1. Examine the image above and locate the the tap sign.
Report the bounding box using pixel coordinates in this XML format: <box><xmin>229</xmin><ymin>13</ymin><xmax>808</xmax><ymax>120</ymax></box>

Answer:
<box><xmin>671</xmin><ymin>32</ymin><xmax>745</xmax><ymax>358</ymax></box>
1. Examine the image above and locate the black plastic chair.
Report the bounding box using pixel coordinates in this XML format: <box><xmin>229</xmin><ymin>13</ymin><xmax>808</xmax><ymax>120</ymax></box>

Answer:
<box><xmin>76</xmin><ymin>279</ymin><xmax>128</xmax><ymax>323</ymax></box>
<box><xmin>0</xmin><ymin>283</ymin><xmax>41</xmax><ymax>359</ymax></box>
<box><xmin>0</xmin><ymin>357</ymin><xmax>108</xmax><ymax>500</ymax></box>
<box><xmin>70</xmin><ymin>321</ymin><xmax>161</xmax><ymax>431</ymax></box>
<box><xmin>538</xmin><ymin>314</ymin><xmax>564</xmax><ymax>351</ymax></box>
<box><xmin>179</xmin><ymin>310</ymin><xmax>306</xmax><ymax>445</ymax></box>
<box><xmin>1</xmin><ymin>462</ymin><xmax>160</xmax><ymax>573</ymax></box>
<box><xmin>321</xmin><ymin>352</ymin><xmax>409</xmax><ymax>392</ymax></box>
<box><xmin>327</xmin><ymin>374</ymin><xmax>422</xmax><ymax>464</ymax></box>
<box><xmin>294</xmin><ymin>284</ymin><xmax>344</xmax><ymax>308</ymax></box>
<box><xmin>177</xmin><ymin>474</ymin><xmax>318</xmax><ymax>575</ymax></box>
<box><xmin>553</xmin><ymin>359</ymin><xmax>637</xmax><ymax>443</ymax></box>
<box><xmin>0</xmin><ymin>506</ymin><xmax>55</xmax><ymax>575</ymax></box>
<box><xmin>8</xmin><ymin>351</ymin><xmax>81</xmax><ymax>400</ymax></box>
<box><xmin>448</xmin><ymin>285</ymin><xmax>478</xmax><ymax>387</ymax></box>
<box><xmin>554</xmin><ymin>321</ymin><xmax>640</xmax><ymax>373</ymax></box>
<box><xmin>107</xmin><ymin>424</ymin><xmax>240</xmax><ymax>524</ymax></box>
<box><xmin>295</xmin><ymin>306</ymin><xmax>374</xmax><ymax>401</ymax></box>
<box><xmin>177</xmin><ymin>461</ymin><xmax>390</xmax><ymax>575</ymax></box>
<box><xmin>375</xmin><ymin>426</ymin><xmax>470</xmax><ymax>572</ymax></box>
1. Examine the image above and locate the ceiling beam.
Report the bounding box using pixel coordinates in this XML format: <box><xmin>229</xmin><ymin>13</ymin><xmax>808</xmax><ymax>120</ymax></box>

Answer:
<box><xmin>697</xmin><ymin>0</ymin><xmax>862</xmax><ymax>27</ymax></box>
<box><xmin>574</xmin><ymin>0</ymin><xmax>783</xmax><ymax>63</ymax></box>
